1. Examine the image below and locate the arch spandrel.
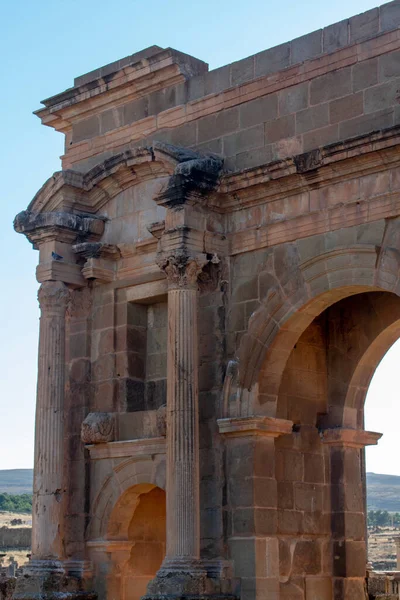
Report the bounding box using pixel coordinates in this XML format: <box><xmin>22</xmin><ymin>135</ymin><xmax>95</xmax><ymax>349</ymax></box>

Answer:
<box><xmin>232</xmin><ymin>220</ymin><xmax>400</xmax><ymax>418</ymax></box>
<box><xmin>87</xmin><ymin>455</ymin><xmax>166</xmax><ymax>542</ymax></box>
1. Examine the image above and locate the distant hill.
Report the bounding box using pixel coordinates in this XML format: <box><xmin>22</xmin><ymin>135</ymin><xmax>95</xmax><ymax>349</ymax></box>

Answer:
<box><xmin>0</xmin><ymin>469</ymin><xmax>33</xmax><ymax>494</ymax></box>
<box><xmin>367</xmin><ymin>472</ymin><xmax>400</xmax><ymax>512</ymax></box>
<box><xmin>0</xmin><ymin>469</ymin><xmax>398</xmax><ymax>512</ymax></box>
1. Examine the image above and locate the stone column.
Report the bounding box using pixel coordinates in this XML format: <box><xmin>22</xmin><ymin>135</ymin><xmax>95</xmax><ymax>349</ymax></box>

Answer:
<box><xmin>162</xmin><ymin>255</ymin><xmax>205</xmax><ymax>568</ymax></box>
<box><xmin>145</xmin><ymin>253</ymin><xmax>209</xmax><ymax>599</ymax></box>
<box><xmin>31</xmin><ymin>280</ymin><xmax>70</xmax><ymax>570</ymax></box>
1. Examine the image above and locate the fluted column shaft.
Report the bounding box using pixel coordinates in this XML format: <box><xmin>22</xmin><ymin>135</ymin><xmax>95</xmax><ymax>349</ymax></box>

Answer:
<box><xmin>32</xmin><ymin>281</ymin><xmax>69</xmax><ymax>563</ymax></box>
<box><xmin>166</xmin><ymin>286</ymin><xmax>200</xmax><ymax>561</ymax></box>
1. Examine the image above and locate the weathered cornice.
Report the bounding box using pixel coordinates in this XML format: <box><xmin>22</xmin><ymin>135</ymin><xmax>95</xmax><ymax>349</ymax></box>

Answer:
<box><xmin>27</xmin><ymin>147</ymin><xmax>159</xmax><ymax>214</ymax></box>
<box><xmin>156</xmin><ymin>155</ymin><xmax>224</xmax><ymax>208</ymax></box>
<box><xmin>35</xmin><ymin>48</ymin><xmax>208</xmax><ymax>133</ymax></box>
<box><xmin>25</xmin><ymin>144</ymin><xmax>222</xmax><ymax>215</ymax></box>
<box><xmin>216</xmin><ymin>125</ymin><xmax>400</xmax><ymax>211</ymax></box>
<box><xmin>13</xmin><ymin>210</ymin><xmax>105</xmax><ymax>246</ymax></box>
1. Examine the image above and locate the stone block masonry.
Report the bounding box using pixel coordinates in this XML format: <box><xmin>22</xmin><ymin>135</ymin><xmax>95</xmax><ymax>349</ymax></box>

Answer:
<box><xmin>13</xmin><ymin>2</ymin><xmax>400</xmax><ymax>600</ymax></box>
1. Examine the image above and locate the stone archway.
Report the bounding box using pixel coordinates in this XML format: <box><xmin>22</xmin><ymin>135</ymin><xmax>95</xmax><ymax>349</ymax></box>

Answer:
<box><xmin>88</xmin><ymin>483</ymin><xmax>166</xmax><ymax>600</ymax></box>
<box><xmin>266</xmin><ymin>290</ymin><xmax>400</xmax><ymax>599</ymax></box>
<box><xmin>224</xmin><ymin>254</ymin><xmax>400</xmax><ymax>600</ymax></box>
<box><xmin>86</xmin><ymin>454</ymin><xmax>166</xmax><ymax>600</ymax></box>
<box><xmin>232</xmin><ymin>222</ymin><xmax>400</xmax><ymax>418</ymax></box>
<box><xmin>122</xmin><ymin>486</ymin><xmax>166</xmax><ymax>600</ymax></box>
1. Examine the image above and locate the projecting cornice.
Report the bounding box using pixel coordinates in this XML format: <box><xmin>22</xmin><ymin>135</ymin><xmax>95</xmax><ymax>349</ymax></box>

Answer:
<box><xmin>215</xmin><ymin>124</ymin><xmax>400</xmax><ymax>211</ymax></box>
<box><xmin>13</xmin><ymin>210</ymin><xmax>105</xmax><ymax>246</ymax></box>
<box><xmin>35</xmin><ymin>48</ymin><xmax>208</xmax><ymax>133</ymax></box>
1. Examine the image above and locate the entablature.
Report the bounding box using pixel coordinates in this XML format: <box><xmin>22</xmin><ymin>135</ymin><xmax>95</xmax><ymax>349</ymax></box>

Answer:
<box><xmin>15</xmin><ymin>126</ymin><xmax>400</xmax><ymax>289</ymax></box>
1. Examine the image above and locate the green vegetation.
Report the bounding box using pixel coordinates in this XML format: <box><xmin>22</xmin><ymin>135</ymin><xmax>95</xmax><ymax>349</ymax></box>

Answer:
<box><xmin>0</xmin><ymin>493</ymin><xmax>32</xmax><ymax>513</ymax></box>
<box><xmin>367</xmin><ymin>510</ymin><xmax>400</xmax><ymax>527</ymax></box>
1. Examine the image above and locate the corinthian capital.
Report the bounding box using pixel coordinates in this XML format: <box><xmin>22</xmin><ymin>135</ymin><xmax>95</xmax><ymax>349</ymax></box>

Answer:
<box><xmin>157</xmin><ymin>251</ymin><xmax>208</xmax><ymax>289</ymax></box>
<box><xmin>38</xmin><ymin>281</ymin><xmax>70</xmax><ymax>313</ymax></box>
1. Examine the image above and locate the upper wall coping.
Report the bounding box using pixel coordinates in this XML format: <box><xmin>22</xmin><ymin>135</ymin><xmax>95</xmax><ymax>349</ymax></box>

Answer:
<box><xmin>35</xmin><ymin>0</ymin><xmax>400</xmax><ymax>131</ymax></box>
<box><xmin>74</xmin><ymin>45</ymin><xmax>164</xmax><ymax>87</ymax></box>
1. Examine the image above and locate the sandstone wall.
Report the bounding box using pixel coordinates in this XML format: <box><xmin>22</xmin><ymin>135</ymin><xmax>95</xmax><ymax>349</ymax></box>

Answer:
<box><xmin>61</xmin><ymin>2</ymin><xmax>400</xmax><ymax>174</ymax></box>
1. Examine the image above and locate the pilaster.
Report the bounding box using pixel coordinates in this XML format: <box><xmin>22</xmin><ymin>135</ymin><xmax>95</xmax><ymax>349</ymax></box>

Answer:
<box><xmin>33</xmin><ymin>281</ymin><xmax>70</xmax><ymax>563</ymax></box>
<box><xmin>218</xmin><ymin>416</ymin><xmax>293</xmax><ymax>600</ymax></box>
<box><xmin>14</xmin><ymin>282</ymin><xmax>95</xmax><ymax>600</ymax></box>
<box><xmin>321</xmin><ymin>428</ymin><xmax>382</xmax><ymax>600</ymax></box>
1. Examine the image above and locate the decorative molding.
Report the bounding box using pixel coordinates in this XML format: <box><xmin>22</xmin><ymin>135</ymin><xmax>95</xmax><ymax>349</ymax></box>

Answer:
<box><xmin>86</xmin><ymin>436</ymin><xmax>166</xmax><ymax>460</ymax></box>
<box><xmin>217</xmin><ymin>416</ymin><xmax>293</xmax><ymax>438</ymax></box>
<box><xmin>320</xmin><ymin>428</ymin><xmax>382</xmax><ymax>448</ymax></box>
<box><xmin>36</xmin><ymin>261</ymin><xmax>85</xmax><ymax>287</ymax></box>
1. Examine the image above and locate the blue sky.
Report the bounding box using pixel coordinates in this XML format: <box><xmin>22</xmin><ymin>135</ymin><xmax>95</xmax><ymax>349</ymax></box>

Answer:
<box><xmin>1</xmin><ymin>0</ymin><xmax>398</xmax><ymax>474</ymax></box>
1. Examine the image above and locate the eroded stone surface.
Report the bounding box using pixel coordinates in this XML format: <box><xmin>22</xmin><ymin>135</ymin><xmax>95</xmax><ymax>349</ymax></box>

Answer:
<box><xmin>14</xmin><ymin>5</ymin><xmax>400</xmax><ymax>600</ymax></box>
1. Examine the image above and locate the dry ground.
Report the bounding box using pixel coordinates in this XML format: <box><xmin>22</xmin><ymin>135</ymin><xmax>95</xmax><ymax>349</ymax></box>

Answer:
<box><xmin>368</xmin><ymin>527</ymin><xmax>399</xmax><ymax>570</ymax></box>
<box><xmin>0</xmin><ymin>513</ymin><xmax>31</xmax><ymax>527</ymax></box>
<box><xmin>0</xmin><ymin>513</ymin><xmax>31</xmax><ymax>568</ymax></box>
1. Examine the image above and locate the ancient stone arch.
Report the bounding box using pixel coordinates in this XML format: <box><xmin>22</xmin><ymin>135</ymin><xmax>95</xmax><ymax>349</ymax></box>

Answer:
<box><xmin>238</xmin><ymin>240</ymin><xmax>398</xmax><ymax>392</ymax></box>
<box><xmin>14</xmin><ymin>5</ymin><xmax>400</xmax><ymax>600</ymax></box>
<box><xmin>88</xmin><ymin>456</ymin><xmax>165</xmax><ymax>542</ymax></box>
<box><xmin>86</xmin><ymin>457</ymin><xmax>166</xmax><ymax>600</ymax></box>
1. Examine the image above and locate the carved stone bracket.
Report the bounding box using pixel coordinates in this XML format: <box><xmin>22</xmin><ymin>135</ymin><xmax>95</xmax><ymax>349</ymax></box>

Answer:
<box><xmin>81</xmin><ymin>413</ymin><xmax>116</xmax><ymax>444</ymax></box>
<box><xmin>72</xmin><ymin>242</ymin><xmax>120</xmax><ymax>260</ymax></box>
<box><xmin>73</xmin><ymin>242</ymin><xmax>120</xmax><ymax>283</ymax></box>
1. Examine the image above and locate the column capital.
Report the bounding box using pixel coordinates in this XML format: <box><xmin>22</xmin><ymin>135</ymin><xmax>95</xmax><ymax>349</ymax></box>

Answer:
<box><xmin>157</xmin><ymin>250</ymin><xmax>209</xmax><ymax>289</ymax></box>
<box><xmin>320</xmin><ymin>428</ymin><xmax>382</xmax><ymax>448</ymax></box>
<box><xmin>38</xmin><ymin>281</ymin><xmax>70</xmax><ymax>313</ymax></box>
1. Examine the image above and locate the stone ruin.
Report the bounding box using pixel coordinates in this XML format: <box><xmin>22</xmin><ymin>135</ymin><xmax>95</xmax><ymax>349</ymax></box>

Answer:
<box><xmin>12</xmin><ymin>1</ymin><xmax>400</xmax><ymax>599</ymax></box>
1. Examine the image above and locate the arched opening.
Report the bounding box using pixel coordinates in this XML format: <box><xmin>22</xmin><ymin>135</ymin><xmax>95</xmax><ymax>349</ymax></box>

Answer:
<box><xmin>364</xmin><ymin>339</ymin><xmax>400</xmax><ymax>572</ymax></box>
<box><xmin>254</xmin><ymin>289</ymin><xmax>400</xmax><ymax>597</ymax></box>
<box><xmin>104</xmin><ymin>483</ymin><xmax>166</xmax><ymax>600</ymax></box>
<box><xmin>123</xmin><ymin>486</ymin><xmax>166</xmax><ymax>600</ymax></box>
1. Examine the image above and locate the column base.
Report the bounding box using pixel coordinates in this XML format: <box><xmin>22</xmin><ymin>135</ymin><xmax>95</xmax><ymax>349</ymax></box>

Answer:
<box><xmin>142</xmin><ymin>559</ymin><xmax>239</xmax><ymax>600</ymax></box>
<box><xmin>13</xmin><ymin>560</ymin><xmax>97</xmax><ymax>600</ymax></box>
